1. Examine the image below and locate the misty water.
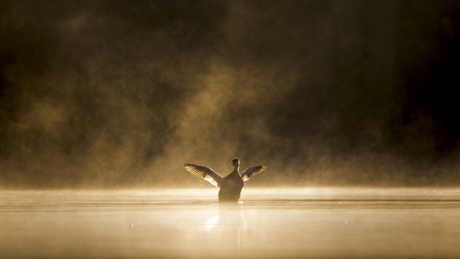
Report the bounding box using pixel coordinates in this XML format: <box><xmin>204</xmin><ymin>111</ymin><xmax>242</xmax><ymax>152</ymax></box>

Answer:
<box><xmin>1</xmin><ymin>188</ymin><xmax>460</xmax><ymax>258</ymax></box>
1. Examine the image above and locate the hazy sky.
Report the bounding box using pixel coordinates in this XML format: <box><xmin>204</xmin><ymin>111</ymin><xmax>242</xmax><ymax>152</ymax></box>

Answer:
<box><xmin>1</xmin><ymin>0</ymin><xmax>459</xmax><ymax>188</ymax></box>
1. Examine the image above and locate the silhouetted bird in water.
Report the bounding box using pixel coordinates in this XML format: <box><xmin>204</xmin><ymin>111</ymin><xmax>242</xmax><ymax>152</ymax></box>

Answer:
<box><xmin>183</xmin><ymin>158</ymin><xmax>267</xmax><ymax>202</ymax></box>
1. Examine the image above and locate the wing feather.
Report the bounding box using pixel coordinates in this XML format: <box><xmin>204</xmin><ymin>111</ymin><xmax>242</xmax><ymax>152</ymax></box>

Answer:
<box><xmin>240</xmin><ymin>166</ymin><xmax>267</xmax><ymax>181</ymax></box>
<box><xmin>183</xmin><ymin>164</ymin><xmax>223</xmax><ymax>188</ymax></box>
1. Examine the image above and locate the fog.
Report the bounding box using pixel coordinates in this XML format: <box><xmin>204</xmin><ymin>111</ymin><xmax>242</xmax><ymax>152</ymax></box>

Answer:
<box><xmin>1</xmin><ymin>0</ymin><xmax>460</xmax><ymax>188</ymax></box>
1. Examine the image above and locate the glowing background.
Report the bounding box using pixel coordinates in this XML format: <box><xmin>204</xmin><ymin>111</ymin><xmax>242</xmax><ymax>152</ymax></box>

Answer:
<box><xmin>1</xmin><ymin>1</ymin><xmax>460</xmax><ymax>188</ymax></box>
<box><xmin>1</xmin><ymin>1</ymin><xmax>460</xmax><ymax>258</ymax></box>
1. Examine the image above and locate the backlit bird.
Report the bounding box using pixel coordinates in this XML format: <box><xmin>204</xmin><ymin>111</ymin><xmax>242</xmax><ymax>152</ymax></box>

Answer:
<box><xmin>183</xmin><ymin>158</ymin><xmax>267</xmax><ymax>202</ymax></box>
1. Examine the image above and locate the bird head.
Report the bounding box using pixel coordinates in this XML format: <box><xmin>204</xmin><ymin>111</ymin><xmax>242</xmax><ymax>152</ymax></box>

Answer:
<box><xmin>231</xmin><ymin>158</ymin><xmax>240</xmax><ymax>168</ymax></box>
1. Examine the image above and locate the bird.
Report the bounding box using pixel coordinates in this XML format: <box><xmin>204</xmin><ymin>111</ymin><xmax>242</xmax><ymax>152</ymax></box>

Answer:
<box><xmin>183</xmin><ymin>158</ymin><xmax>267</xmax><ymax>202</ymax></box>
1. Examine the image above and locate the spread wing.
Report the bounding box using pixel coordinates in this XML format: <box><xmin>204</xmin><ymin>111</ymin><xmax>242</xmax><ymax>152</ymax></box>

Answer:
<box><xmin>240</xmin><ymin>166</ymin><xmax>267</xmax><ymax>181</ymax></box>
<box><xmin>183</xmin><ymin>164</ymin><xmax>223</xmax><ymax>188</ymax></box>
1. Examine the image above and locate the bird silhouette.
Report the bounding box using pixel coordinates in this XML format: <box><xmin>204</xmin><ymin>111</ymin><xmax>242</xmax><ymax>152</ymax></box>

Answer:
<box><xmin>183</xmin><ymin>158</ymin><xmax>267</xmax><ymax>202</ymax></box>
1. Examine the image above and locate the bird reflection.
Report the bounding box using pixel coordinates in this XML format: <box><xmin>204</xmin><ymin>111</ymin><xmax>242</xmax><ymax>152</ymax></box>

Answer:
<box><xmin>218</xmin><ymin>203</ymin><xmax>246</xmax><ymax>253</ymax></box>
<box><xmin>183</xmin><ymin>158</ymin><xmax>267</xmax><ymax>202</ymax></box>
<box><xmin>205</xmin><ymin>215</ymin><xmax>219</xmax><ymax>229</ymax></box>
<box><xmin>217</xmin><ymin>203</ymin><xmax>245</xmax><ymax>226</ymax></box>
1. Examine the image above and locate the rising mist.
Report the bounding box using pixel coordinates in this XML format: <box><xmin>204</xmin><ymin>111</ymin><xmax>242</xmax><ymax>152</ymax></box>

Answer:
<box><xmin>1</xmin><ymin>0</ymin><xmax>460</xmax><ymax>188</ymax></box>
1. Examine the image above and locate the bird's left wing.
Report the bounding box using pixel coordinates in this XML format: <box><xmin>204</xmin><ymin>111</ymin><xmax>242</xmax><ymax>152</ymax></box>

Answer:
<box><xmin>240</xmin><ymin>166</ymin><xmax>267</xmax><ymax>181</ymax></box>
<box><xmin>183</xmin><ymin>164</ymin><xmax>223</xmax><ymax>188</ymax></box>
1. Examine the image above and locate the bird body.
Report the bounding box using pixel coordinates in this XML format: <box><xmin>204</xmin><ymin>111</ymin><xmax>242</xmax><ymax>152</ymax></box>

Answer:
<box><xmin>218</xmin><ymin>166</ymin><xmax>244</xmax><ymax>202</ymax></box>
<box><xmin>183</xmin><ymin>158</ymin><xmax>267</xmax><ymax>202</ymax></box>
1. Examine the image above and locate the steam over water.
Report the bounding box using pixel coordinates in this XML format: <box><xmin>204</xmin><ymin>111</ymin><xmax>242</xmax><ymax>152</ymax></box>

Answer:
<box><xmin>2</xmin><ymin>1</ymin><xmax>460</xmax><ymax>258</ymax></box>
<box><xmin>2</xmin><ymin>1</ymin><xmax>460</xmax><ymax>188</ymax></box>
<box><xmin>2</xmin><ymin>188</ymin><xmax>460</xmax><ymax>258</ymax></box>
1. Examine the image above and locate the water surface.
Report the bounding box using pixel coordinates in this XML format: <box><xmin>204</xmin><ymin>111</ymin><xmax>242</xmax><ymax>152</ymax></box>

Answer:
<box><xmin>1</xmin><ymin>188</ymin><xmax>459</xmax><ymax>258</ymax></box>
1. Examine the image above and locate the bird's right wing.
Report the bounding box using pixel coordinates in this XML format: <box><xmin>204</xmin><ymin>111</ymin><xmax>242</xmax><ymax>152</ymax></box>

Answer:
<box><xmin>183</xmin><ymin>164</ymin><xmax>223</xmax><ymax>188</ymax></box>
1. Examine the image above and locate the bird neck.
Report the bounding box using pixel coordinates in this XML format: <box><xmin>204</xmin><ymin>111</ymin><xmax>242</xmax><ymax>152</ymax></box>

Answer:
<box><xmin>232</xmin><ymin>164</ymin><xmax>239</xmax><ymax>174</ymax></box>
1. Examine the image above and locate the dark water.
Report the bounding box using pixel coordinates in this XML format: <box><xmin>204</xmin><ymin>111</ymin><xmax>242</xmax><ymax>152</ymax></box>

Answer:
<box><xmin>1</xmin><ymin>188</ymin><xmax>459</xmax><ymax>258</ymax></box>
